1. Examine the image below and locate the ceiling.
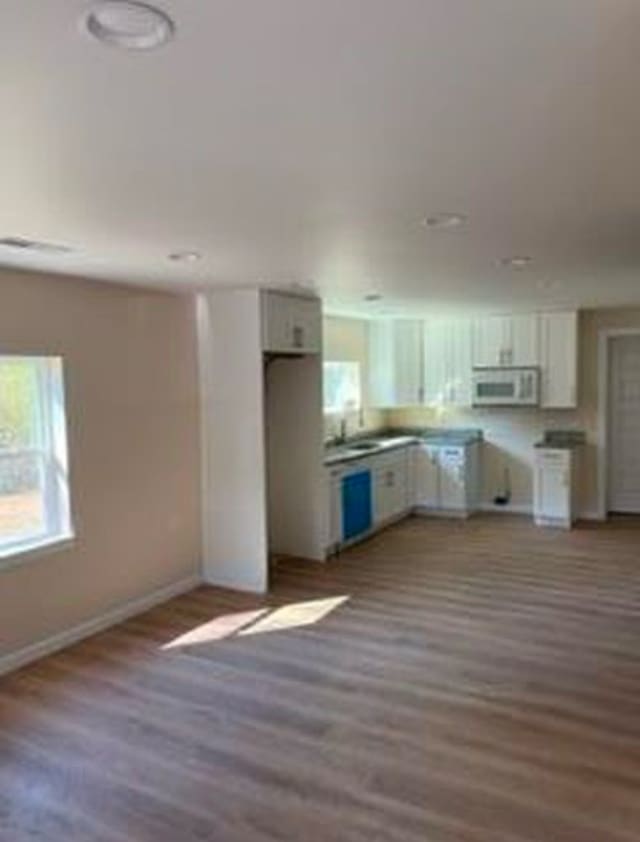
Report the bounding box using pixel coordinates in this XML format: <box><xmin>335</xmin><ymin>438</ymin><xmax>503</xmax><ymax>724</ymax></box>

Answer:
<box><xmin>3</xmin><ymin>0</ymin><xmax>640</xmax><ymax>316</ymax></box>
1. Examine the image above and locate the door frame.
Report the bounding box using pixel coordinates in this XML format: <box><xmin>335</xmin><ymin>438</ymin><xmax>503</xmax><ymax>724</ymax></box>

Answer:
<box><xmin>597</xmin><ymin>327</ymin><xmax>640</xmax><ymax>519</ymax></box>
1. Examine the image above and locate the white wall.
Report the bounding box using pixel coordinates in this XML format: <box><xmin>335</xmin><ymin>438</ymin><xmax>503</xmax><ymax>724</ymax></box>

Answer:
<box><xmin>0</xmin><ymin>267</ymin><xmax>201</xmax><ymax>660</ymax></box>
<box><xmin>197</xmin><ymin>290</ymin><xmax>268</xmax><ymax>593</ymax></box>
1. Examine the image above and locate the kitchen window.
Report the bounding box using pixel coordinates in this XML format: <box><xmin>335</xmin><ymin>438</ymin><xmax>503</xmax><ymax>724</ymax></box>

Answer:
<box><xmin>323</xmin><ymin>361</ymin><xmax>362</xmax><ymax>414</ymax></box>
<box><xmin>0</xmin><ymin>356</ymin><xmax>73</xmax><ymax>565</ymax></box>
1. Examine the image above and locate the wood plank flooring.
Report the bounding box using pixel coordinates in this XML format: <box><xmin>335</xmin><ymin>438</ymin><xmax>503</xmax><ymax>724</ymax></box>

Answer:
<box><xmin>2</xmin><ymin>514</ymin><xmax>640</xmax><ymax>841</ymax></box>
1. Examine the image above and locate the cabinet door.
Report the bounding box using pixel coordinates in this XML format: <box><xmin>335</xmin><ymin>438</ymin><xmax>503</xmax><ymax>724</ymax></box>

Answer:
<box><xmin>510</xmin><ymin>314</ymin><xmax>539</xmax><ymax>366</ymax></box>
<box><xmin>394</xmin><ymin>320</ymin><xmax>424</xmax><ymax>406</ymax></box>
<box><xmin>424</xmin><ymin>319</ymin><xmax>471</xmax><ymax>407</ymax></box>
<box><xmin>414</xmin><ymin>445</ymin><xmax>440</xmax><ymax>508</ymax></box>
<box><xmin>373</xmin><ymin>465</ymin><xmax>390</xmax><ymax>524</ymax></box>
<box><xmin>291</xmin><ymin>297</ymin><xmax>322</xmax><ymax>353</ymax></box>
<box><xmin>262</xmin><ymin>293</ymin><xmax>321</xmax><ymax>354</ymax></box>
<box><xmin>539</xmin><ymin>311</ymin><xmax>578</xmax><ymax>408</ymax></box>
<box><xmin>449</xmin><ymin>319</ymin><xmax>473</xmax><ymax>406</ymax></box>
<box><xmin>535</xmin><ymin>455</ymin><xmax>570</xmax><ymax>521</ymax></box>
<box><xmin>262</xmin><ymin>292</ymin><xmax>291</xmax><ymax>352</ymax></box>
<box><xmin>326</xmin><ymin>469</ymin><xmax>342</xmax><ymax>548</ymax></box>
<box><xmin>423</xmin><ymin>321</ymin><xmax>449</xmax><ymax>406</ymax></box>
<box><xmin>438</xmin><ymin>447</ymin><xmax>466</xmax><ymax>511</ymax></box>
<box><xmin>368</xmin><ymin>321</ymin><xmax>395</xmax><ymax>407</ymax></box>
<box><xmin>374</xmin><ymin>453</ymin><xmax>409</xmax><ymax>522</ymax></box>
<box><xmin>473</xmin><ymin>316</ymin><xmax>507</xmax><ymax>367</ymax></box>
<box><xmin>369</xmin><ymin>320</ymin><xmax>423</xmax><ymax>407</ymax></box>
<box><xmin>388</xmin><ymin>454</ymin><xmax>409</xmax><ymax>517</ymax></box>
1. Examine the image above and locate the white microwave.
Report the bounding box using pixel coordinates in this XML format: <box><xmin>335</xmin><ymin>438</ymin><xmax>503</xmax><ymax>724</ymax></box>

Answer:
<box><xmin>472</xmin><ymin>367</ymin><xmax>539</xmax><ymax>407</ymax></box>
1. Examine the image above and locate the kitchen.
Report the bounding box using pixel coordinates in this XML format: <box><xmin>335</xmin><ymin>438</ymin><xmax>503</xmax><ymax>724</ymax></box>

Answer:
<box><xmin>323</xmin><ymin>309</ymin><xmax>585</xmax><ymax>552</ymax></box>
<box><xmin>196</xmin><ymin>288</ymin><xmax>611</xmax><ymax>586</ymax></box>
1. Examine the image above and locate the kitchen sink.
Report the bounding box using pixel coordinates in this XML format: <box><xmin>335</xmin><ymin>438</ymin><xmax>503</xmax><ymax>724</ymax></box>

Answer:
<box><xmin>348</xmin><ymin>441</ymin><xmax>380</xmax><ymax>451</ymax></box>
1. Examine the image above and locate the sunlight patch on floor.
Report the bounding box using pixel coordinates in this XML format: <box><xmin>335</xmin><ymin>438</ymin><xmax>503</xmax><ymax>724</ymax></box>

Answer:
<box><xmin>239</xmin><ymin>595</ymin><xmax>350</xmax><ymax>636</ymax></box>
<box><xmin>161</xmin><ymin>596</ymin><xmax>350</xmax><ymax>652</ymax></box>
<box><xmin>161</xmin><ymin>608</ymin><xmax>269</xmax><ymax>650</ymax></box>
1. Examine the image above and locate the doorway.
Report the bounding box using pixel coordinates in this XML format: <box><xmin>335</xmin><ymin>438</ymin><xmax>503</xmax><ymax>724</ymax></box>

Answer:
<box><xmin>608</xmin><ymin>334</ymin><xmax>640</xmax><ymax>513</ymax></box>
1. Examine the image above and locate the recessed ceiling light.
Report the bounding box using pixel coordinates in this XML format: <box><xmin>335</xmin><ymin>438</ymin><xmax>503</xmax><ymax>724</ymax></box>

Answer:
<box><xmin>422</xmin><ymin>213</ymin><xmax>467</xmax><ymax>230</ymax></box>
<box><xmin>500</xmin><ymin>256</ymin><xmax>532</xmax><ymax>269</ymax></box>
<box><xmin>364</xmin><ymin>293</ymin><xmax>382</xmax><ymax>302</ymax></box>
<box><xmin>0</xmin><ymin>236</ymin><xmax>73</xmax><ymax>255</ymax></box>
<box><xmin>168</xmin><ymin>250</ymin><xmax>201</xmax><ymax>262</ymax></box>
<box><xmin>84</xmin><ymin>1</ymin><xmax>175</xmax><ymax>51</ymax></box>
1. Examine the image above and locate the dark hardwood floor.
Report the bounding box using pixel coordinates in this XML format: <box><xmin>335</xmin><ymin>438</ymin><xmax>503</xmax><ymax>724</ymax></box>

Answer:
<box><xmin>2</xmin><ymin>514</ymin><xmax>640</xmax><ymax>841</ymax></box>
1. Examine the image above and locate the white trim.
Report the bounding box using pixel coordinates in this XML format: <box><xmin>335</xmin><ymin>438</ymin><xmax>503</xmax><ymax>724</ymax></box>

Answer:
<box><xmin>596</xmin><ymin>327</ymin><xmax>640</xmax><ymax>520</ymax></box>
<box><xmin>0</xmin><ymin>573</ymin><xmax>201</xmax><ymax>678</ymax></box>
<box><xmin>0</xmin><ymin>534</ymin><xmax>74</xmax><ymax>572</ymax></box>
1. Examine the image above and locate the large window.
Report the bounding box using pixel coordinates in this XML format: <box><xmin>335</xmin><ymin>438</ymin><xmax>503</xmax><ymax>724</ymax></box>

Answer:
<box><xmin>0</xmin><ymin>356</ymin><xmax>73</xmax><ymax>562</ymax></box>
<box><xmin>323</xmin><ymin>361</ymin><xmax>362</xmax><ymax>414</ymax></box>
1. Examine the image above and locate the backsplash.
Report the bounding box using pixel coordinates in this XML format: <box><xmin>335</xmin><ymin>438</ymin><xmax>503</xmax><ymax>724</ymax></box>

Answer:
<box><xmin>324</xmin><ymin>408</ymin><xmax>386</xmax><ymax>442</ymax></box>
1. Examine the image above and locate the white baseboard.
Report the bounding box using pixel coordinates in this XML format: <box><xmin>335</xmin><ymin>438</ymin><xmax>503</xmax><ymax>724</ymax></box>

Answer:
<box><xmin>0</xmin><ymin>573</ymin><xmax>202</xmax><ymax>678</ymax></box>
<box><xmin>479</xmin><ymin>502</ymin><xmax>533</xmax><ymax>516</ymax></box>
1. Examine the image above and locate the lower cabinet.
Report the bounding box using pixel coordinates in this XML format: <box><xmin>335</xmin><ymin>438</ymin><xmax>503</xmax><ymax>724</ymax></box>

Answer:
<box><xmin>413</xmin><ymin>442</ymin><xmax>480</xmax><ymax>516</ymax></box>
<box><xmin>413</xmin><ymin>444</ymin><xmax>440</xmax><ymax>508</ymax></box>
<box><xmin>534</xmin><ymin>447</ymin><xmax>579</xmax><ymax>528</ymax></box>
<box><xmin>325</xmin><ymin>441</ymin><xmax>481</xmax><ymax>554</ymax></box>
<box><xmin>373</xmin><ymin>450</ymin><xmax>409</xmax><ymax>525</ymax></box>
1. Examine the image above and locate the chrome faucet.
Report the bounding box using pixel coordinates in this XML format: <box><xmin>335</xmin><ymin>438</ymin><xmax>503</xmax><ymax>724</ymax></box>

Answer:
<box><xmin>332</xmin><ymin>416</ymin><xmax>348</xmax><ymax>446</ymax></box>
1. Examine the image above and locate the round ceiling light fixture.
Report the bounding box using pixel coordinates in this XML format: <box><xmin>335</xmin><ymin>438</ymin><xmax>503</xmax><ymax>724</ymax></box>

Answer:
<box><xmin>364</xmin><ymin>293</ymin><xmax>382</xmax><ymax>302</ymax></box>
<box><xmin>168</xmin><ymin>250</ymin><xmax>201</xmax><ymax>262</ymax></box>
<box><xmin>499</xmin><ymin>255</ymin><xmax>532</xmax><ymax>269</ymax></box>
<box><xmin>422</xmin><ymin>213</ymin><xmax>467</xmax><ymax>230</ymax></box>
<box><xmin>85</xmin><ymin>1</ymin><xmax>175</xmax><ymax>50</ymax></box>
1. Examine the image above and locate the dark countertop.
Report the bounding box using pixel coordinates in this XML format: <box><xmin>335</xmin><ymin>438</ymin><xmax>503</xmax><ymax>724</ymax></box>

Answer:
<box><xmin>325</xmin><ymin>428</ymin><xmax>483</xmax><ymax>466</ymax></box>
<box><xmin>534</xmin><ymin>431</ymin><xmax>586</xmax><ymax>450</ymax></box>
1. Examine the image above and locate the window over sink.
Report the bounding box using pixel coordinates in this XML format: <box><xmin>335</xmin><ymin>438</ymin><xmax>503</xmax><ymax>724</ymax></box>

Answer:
<box><xmin>323</xmin><ymin>361</ymin><xmax>362</xmax><ymax>414</ymax></box>
<box><xmin>0</xmin><ymin>356</ymin><xmax>73</xmax><ymax>565</ymax></box>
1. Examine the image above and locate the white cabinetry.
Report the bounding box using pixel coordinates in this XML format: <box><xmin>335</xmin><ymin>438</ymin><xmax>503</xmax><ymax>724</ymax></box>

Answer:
<box><xmin>438</xmin><ymin>447</ymin><xmax>468</xmax><ymax>511</ymax></box>
<box><xmin>373</xmin><ymin>450</ymin><xmax>409</xmax><ymax>525</ymax></box>
<box><xmin>539</xmin><ymin>311</ymin><xmax>578</xmax><ymax>408</ymax></box>
<box><xmin>262</xmin><ymin>291</ymin><xmax>321</xmax><ymax>354</ymax></box>
<box><xmin>326</xmin><ymin>466</ymin><xmax>343</xmax><ymax>550</ymax></box>
<box><xmin>369</xmin><ymin>320</ymin><xmax>424</xmax><ymax>407</ymax></box>
<box><xmin>413</xmin><ymin>444</ymin><xmax>440</xmax><ymax>508</ymax></box>
<box><xmin>473</xmin><ymin>315</ymin><xmax>539</xmax><ymax>367</ymax></box>
<box><xmin>534</xmin><ymin>447</ymin><xmax>580</xmax><ymax>528</ymax></box>
<box><xmin>423</xmin><ymin>319</ymin><xmax>472</xmax><ymax>407</ymax></box>
<box><xmin>413</xmin><ymin>442</ymin><xmax>480</xmax><ymax>516</ymax></box>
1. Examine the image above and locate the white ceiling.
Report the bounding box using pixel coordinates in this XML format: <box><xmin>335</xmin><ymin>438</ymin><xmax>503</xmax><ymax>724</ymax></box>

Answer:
<box><xmin>3</xmin><ymin>0</ymin><xmax>640</xmax><ymax>315</ymax></box>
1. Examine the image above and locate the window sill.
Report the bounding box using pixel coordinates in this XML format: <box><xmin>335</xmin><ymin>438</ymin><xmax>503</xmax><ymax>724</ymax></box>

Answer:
<box><xmin>0</xmin><ymin>533</ymin><xmax>75</xmax><ymax>573</ymax></box>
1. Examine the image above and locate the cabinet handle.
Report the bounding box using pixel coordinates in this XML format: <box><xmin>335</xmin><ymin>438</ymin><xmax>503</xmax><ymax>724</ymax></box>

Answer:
<box><xmin>292</xmin><ymin>325</ymin><xmax>304</xmax><ymax>348</ymax></box>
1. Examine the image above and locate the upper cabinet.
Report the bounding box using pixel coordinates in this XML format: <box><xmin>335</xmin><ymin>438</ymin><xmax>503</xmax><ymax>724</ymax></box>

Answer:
<box><xmin>472</xmin><ymin>314</ymin><xmax>539</xmax><ymax>367</ymax></box>
<box><xmin>539</xmin><ymin>311</ymin><xmax>578</xmax><ymax>408</ymax></box>
<box><xmin>423</xmin><ymin>318</ymin><xmax>472</xmax><ymax>407</ymax></box>
<box><xmin>369</xmin><ymin>319</ymin><xmax>424</xmax><ymax>407</ymax></box>
<box><xmin>366</xmin><ymin>310</ymin><xmax>578</xmax><ymax>411</ymax></box>
<box><xmin>262</xmin><ymin>291</ymin><xmax>322</xmax><ymax>354</ymax></box>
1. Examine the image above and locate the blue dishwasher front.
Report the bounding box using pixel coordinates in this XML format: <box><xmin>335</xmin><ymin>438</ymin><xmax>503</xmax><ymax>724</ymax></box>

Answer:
<box><xmin>341</xmin><ymin>469</ymin><xmax>372</xmax><ymax>542</ymax></box>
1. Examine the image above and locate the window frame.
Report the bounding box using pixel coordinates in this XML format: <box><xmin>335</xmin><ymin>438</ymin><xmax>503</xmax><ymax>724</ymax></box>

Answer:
<box><xmin>0</xmin><ymin>355</ymin><xmax>74</xmax><ymax>568</ymax></box>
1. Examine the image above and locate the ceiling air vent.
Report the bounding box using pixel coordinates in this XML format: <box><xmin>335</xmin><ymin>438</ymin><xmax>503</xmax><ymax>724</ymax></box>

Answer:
<box><xmin>0</xmin><ymin>237</ymin><xmax>73</xmax><ymax>255</ymax></box>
